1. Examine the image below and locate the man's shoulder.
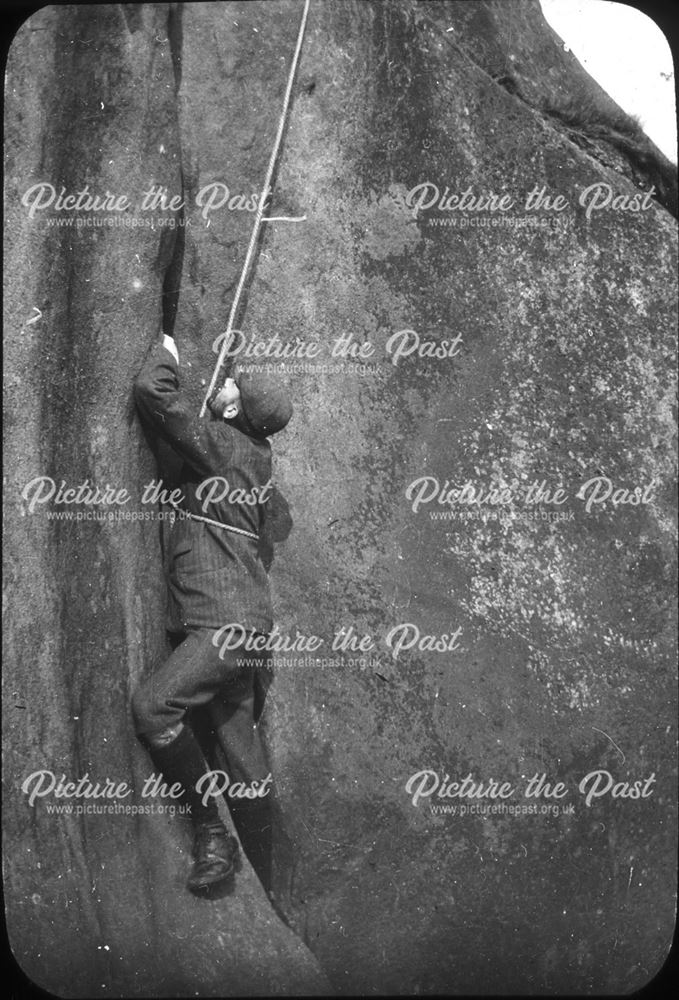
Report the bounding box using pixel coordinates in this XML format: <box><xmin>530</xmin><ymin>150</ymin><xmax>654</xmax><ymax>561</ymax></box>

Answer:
<box><xmin>205</xmin><ymin>418</ymin><xmax>271</xmax><ymax>459</ymax></box>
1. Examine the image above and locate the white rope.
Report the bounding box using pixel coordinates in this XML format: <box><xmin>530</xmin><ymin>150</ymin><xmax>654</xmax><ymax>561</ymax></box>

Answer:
<box><xmin>199</xmin><ymin>0</ymin><xmax>312</xmax><ymax>417</ymax></box>
<box><xmin>170</xmin><ymin>500</ymin><xmax>259</xmax><ymax>540</ymax></box>
<box><xmin>262</xmin><ymin>214</ymin><xmax>307</xmax><ymax>222</ymax></box>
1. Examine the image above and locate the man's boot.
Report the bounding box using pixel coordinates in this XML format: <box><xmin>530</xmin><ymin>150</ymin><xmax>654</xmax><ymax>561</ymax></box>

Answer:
<box><xmin>187</xmin><ymin>818</ymin><xmax>240</xmax><ymax>895</ymax></box>
<box><xmin>144</xmin><ymin>723</ymin><xmax>240</xmax><ymax>895</ymax></box>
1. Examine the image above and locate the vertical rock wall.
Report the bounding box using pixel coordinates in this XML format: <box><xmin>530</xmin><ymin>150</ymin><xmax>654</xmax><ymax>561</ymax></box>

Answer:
<box><xmin>4</xmin><ymin>3</ymin><xmax>327</xmax><ymax>996</ymax></box>
<box><xmin>4</xmin><ymin>1</ymin><xmax>676</xmax><ymax>995</ymax></box>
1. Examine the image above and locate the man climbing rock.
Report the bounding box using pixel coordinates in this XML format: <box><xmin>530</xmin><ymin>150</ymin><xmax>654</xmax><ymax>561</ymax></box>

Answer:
<box><xmin>132</xmin><ymin>330</ymin><xmax>292</xmax><ymax>897</ymax></box>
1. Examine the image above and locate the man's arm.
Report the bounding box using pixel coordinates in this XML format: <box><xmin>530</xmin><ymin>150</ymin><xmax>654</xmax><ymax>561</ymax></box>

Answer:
<box><xmin>134</xmin><ymin>334</ymin><xmax>231</xmax><ymax>479</ymax></box>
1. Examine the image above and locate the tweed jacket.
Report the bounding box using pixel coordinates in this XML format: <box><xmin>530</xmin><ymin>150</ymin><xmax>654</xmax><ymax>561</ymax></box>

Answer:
<box><xmin>134</xmin><ymin>341</ymin><xmax>273</xmax><ymax>634</ymax></box>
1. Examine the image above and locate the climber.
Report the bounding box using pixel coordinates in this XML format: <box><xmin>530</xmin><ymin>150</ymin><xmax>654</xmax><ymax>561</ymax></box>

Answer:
<box><xmin>132</xmin><ymin>329</ymin><xmax>293</xmax><ymax>897</ymax></box>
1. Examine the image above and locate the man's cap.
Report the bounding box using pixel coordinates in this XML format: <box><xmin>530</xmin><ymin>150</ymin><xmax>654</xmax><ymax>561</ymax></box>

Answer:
<box><xmin>236</xmin><ymin>372</ymin><xmax>293</xmax><ymax>436</ymax></box>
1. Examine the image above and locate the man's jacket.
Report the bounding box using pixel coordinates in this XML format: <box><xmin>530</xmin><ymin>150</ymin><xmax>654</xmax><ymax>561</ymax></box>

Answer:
<box><xmin>134</xmin><ymin>341</ymin><xmax>273</xmax><ymax>634</ymax></box>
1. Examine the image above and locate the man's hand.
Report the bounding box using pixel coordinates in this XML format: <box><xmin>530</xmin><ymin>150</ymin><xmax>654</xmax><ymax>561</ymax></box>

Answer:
<box><xmin>162</xmin><ymin>333</ymin><xmax>179</xmax><ymax>365</ymax></box>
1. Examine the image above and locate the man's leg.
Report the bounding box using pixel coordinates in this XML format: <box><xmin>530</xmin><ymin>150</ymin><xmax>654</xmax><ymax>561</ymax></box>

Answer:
<box><xmin>205</xmin><ymin>647</ymin><xmax>274</xmax><ymax>894</ymax></box>
<box><xmin>131</xmin><ymin>629</ymin><xmax>241</xmax><ymax>894</ymax></box>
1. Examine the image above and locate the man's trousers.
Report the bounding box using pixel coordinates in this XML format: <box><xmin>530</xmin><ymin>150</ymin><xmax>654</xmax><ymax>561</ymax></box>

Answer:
<box><xmin>131</xmin><ymin>627</ymin><xmax>275</xmax><ymax>891</ymax></box>
<box><xmin>131</xmin><ymin>626</ymin><xmax>271</xmax><ymax>787</ymax></box>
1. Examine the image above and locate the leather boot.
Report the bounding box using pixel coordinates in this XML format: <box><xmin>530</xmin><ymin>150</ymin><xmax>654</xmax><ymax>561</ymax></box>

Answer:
<box><xmin>187</xmin><ymin>819</ymin><xmax>240</xmax><ymax>894</ymax></box>
<box><xmin>144</xmin><ymin>723</ymin><xmax>240</xmax><ymax>894</ymax></box>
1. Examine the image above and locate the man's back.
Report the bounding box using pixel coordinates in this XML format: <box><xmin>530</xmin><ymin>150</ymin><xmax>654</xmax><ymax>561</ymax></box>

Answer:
<box><xmin>134</xmin><ymin>341</ymin><xmax>275</xmax><ymax>633</ymax></box>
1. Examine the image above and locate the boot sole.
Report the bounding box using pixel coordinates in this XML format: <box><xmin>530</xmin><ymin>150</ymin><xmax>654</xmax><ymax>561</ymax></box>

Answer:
<box><xmin>186</xmin><ymin>849</ymin><xmax>241</xmax><ymax>896</ymax></box>
<box><xmin>187</xmin><ymin>864</ymin><xmax>236</xmax><ymax>896</ymax></box>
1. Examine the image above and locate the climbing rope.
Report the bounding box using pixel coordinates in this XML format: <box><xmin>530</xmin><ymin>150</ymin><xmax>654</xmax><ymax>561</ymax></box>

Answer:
<box><xmin>199</xmin><ymin>0</ymin><xmax>311</xmax><ymax>417</ymax></box>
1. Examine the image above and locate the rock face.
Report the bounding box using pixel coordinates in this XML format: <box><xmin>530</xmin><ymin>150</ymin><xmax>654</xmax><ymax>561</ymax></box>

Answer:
<box><xmin>4</xmin><ymin>1</ymin><xmax>676</xmax><ymax>996</ymax></box>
